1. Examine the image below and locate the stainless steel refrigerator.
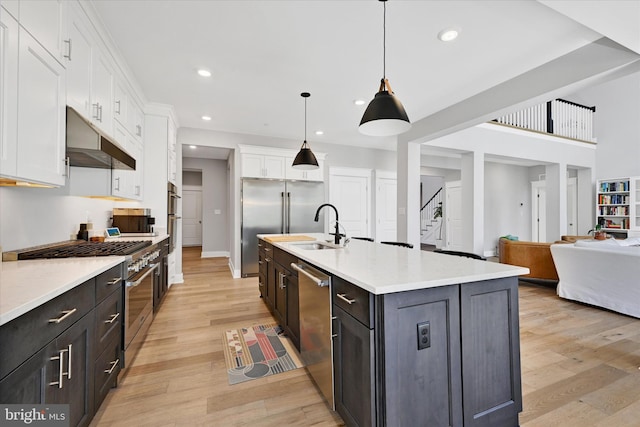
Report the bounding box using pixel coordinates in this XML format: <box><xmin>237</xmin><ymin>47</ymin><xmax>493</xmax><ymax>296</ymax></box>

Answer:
<box><xmin>241</xmin><ymin>178</ymin><xmax>325</xmax><ymax>277</ymax></box>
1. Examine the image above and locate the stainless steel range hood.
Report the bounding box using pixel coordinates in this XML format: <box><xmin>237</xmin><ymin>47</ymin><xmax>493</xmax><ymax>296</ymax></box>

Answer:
<box><xmin>66</xmin><ymin>106</ymin><xmax>136</xmax><ymax>170</ymax></box>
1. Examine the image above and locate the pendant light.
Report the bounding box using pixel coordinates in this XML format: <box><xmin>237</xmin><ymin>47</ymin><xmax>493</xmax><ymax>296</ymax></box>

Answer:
<box><xmin>292</xmin><ymin>92</ymin><xmax>319</xmax><ymax>170</ymax></box>
<box><xmin>359</xmin><ymin>0</ymin><xmax>411</xmax><ymax>136</ymax></box>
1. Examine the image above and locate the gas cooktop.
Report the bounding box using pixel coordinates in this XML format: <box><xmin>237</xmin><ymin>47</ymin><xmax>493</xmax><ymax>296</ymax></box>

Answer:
<box><xmin>11</xmin><ymin>240</ymin><xmax>152</xmax><ymax>260</ymax></box>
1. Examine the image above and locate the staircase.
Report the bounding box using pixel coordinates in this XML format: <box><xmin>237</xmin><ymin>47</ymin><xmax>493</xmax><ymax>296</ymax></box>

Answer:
<box><xmin>420</xmin><ymin>188</ymin><xmax>443</xmax><ymax>245</ymax></box>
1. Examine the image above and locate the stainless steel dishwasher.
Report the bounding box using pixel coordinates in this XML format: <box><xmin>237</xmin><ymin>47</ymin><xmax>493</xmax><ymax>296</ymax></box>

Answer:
<box><xmin>291</xmin><ymin>261</ymin><xmax>334</xmax><ymax>409</ymax></box>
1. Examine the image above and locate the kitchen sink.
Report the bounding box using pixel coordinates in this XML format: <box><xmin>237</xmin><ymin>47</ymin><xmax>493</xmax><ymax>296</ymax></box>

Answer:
<box><xmin>291</xmin><ymin>242</ymin><xmax>338</xmax><ymax>250</ymax></box>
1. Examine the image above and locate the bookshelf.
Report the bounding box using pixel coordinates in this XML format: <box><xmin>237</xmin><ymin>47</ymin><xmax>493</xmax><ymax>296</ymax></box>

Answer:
<box><xmin>596</xmin><ymin>178</ymin><xmax>631</xmax><ymax>236</ymax></box>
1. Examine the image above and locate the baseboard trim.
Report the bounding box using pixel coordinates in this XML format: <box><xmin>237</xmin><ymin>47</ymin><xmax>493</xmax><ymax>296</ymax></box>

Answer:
<box><xmin>201</xmin><ymin>251</ymin><xmax>230</xmax><ymax>258</ymax></box>
<box><xmin>228</xmin><ymin>259</ymin><xmax>240</xmax><ymax>278</ymax></box>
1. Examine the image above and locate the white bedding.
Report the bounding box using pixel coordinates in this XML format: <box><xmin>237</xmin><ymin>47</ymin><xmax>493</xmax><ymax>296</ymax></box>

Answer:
<box><xmin>550</xmin><ymin>240</ymin><xmax>640</xmax><ymax>318</ymax></box>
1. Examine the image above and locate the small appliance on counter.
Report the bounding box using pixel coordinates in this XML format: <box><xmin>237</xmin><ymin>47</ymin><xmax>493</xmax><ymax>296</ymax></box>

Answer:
<box><xmin>112</xmin><ymin>208</ymin><xmax>156</xmax><ymax>236</ymax></box>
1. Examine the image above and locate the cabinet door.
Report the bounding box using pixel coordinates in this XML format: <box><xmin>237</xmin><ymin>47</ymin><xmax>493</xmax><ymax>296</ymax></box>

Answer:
<box><xmin>113</xmin><ymin>80</ymin><xmax>129</xmax><ymax>127</ymax></box>
<box><xmin>128</xmin><ymin>100</ymin><xmax>144</xmax><ymax>143</ymax></box>
<box><xmin>381</xmin><ymin>285</ymin><xmax>463</xmax><ymax>426</ymax></box>
<box><xmin>241</xmin><ymin>153</ymin><xmax>265</xmax><ymax>178</ymax></box>
<box><xmin>460</xmin><ymin>278</ymin><xmax>522</xmax><ymax>427</ymax></box>
<box><xmin>0</xmin><ymin>344</ymin><xmax>50</xmax><ymax>404</ymax></box>
<box><xmin>91</xmin><ymin>51</ymin><xmax>113</xmax><ymax>136</ymax></box>
<box><xmin>263</xmin><ymin>155</ymin><xmax>285</xmax><ymax>179</ymax></box>
<box><xmin>333</xmin><ymin>305</ymin><xmax>375</xmax><ymax>427</ymax></box>
<box><xmin>284</xmin><ymin>271</ymin><xmax>299</xmax><ymax>350</ymax></box>
<box><xmin>265</xmin><ymin>252</ymin><xmax>275</xmax><ymax>310</ymax></box>
<box><xmin>49</xmin><ymin>312</ymin><xmax>94</xmax><ymax>427</ymax></box>
<box><xmin>0</xmin><ymin>8</ymin><xmax>18</xmax><ymax>178</ymax></box>
<box><xmin>286</xmin><ymin>158</ymin><xmax>324</xmax><ymax>181</ymax></box>
<box><xmin>65</xmin><ymin>6</ymin><xmax>92</xmax><ymax>117</ymax></box>
<box><xmin>131</xmin><ymin>142</ymin><xmax>143</xmax><ymax>200</ymax></box>
<box><xmin>19</xmin><ymin>0</ymin><xmax>67</xmax><ymax>65</ymax></box>
<box><xmin>16</xmin><ymin>27</ymin><xmax>66</xmax><ymax>186</ymax></box>
<box><xmin>273</xmin><ymin>264</ymin><xmax>288</xmax><ymax>326</ymax></box>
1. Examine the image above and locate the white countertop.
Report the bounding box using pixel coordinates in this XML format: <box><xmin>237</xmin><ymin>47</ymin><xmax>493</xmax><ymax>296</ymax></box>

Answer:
<box><xmin>0</xmin><ymin>234</ymin><xmax>169</xmax><ymax>326</ymax></box>
<box><xmin>0</xmin><ymin>257</ymin><xmax>125</xmax><ymax>326</ymax></box>
<box><xmin>261</xmin><ymin>234</ymin><xmax>529</xmax><ymax>295</ymax></box>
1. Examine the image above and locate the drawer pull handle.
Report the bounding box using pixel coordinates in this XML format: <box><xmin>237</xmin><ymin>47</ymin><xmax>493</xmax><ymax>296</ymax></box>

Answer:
<box><xmin>279</xmin><ymin>272</ymin><xmax>287</xmax><ymax>289</ymax></box>
<box><xmin>336</xmin><ymin>294</ymin><xmax>355</xmax><ymax>305</ymax></box>
<box><xmin>265</xmin><ymin>257</ymin><xmax>272</xmax><ymax>263</ymax></box>
<box><xmin>49</xmin><ymin>308</ymin><xmax>77</xmax><ymax>324</ymax></box>
<box><xmin>49</xmin><ymin>347</ymin><xmax>70</xmax><ymax>388</ymax></box>
<box><xmin>107</xmin><ymin>277</ymin><xmax>122</xmax><ymax>285</ymax></box>
<box><xmin>104</xmin><ymin>359</ymin><xmax>120</xmax><ymax>375</ymax></box>
<box><xmin>66</xmin><ymin>344</ymin><xmax>72</xmax><ymax>380</ymax></box>
<box><xmin>104</xmin><ymin>313</ymin><xmax>120</xmax><ymax>324</ymax></box>
<box><xmin>258</xmin><ymin>260</ymin><xmax>263</xmax><ymax>265</ymax></box>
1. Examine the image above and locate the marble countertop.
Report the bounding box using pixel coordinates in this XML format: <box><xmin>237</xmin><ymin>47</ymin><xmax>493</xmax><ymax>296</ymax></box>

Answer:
<box><xmin>261</xmin><ymin>234</ymin><xmax>529</xmax><ymax>295</ymax></box>
<box><xmin>0</xmin><ymin>234</ymin><xmax>169</xmax><ymax>326</ymax></box>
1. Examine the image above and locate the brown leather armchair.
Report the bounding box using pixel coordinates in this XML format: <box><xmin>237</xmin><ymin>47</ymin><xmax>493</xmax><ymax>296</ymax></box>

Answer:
<box><xmin>498</xmin><ymin>238</ymin><xmax>563</xmax><ymax>281</ymax></box>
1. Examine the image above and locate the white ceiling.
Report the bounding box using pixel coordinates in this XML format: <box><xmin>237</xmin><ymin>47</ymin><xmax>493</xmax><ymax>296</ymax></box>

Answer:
<box><xmin>90</xmin><ymin>0</ymin><xmax>639</xmax><ymax>156</ymax></box>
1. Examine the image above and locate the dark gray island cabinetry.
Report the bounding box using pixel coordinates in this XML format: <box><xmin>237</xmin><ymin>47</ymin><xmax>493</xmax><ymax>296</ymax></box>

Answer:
<box><xmin>267</xmin><ymin>236</ymin><xmax>528</xmax><ymax>427</ymax></box>
<box><xmin>335</xmin><ymin>274</ymin><xmax>521</xmax><ymax>427</ymax></box>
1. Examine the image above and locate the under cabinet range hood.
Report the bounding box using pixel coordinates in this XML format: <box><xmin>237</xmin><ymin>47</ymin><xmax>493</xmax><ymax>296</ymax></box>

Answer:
<box><xmin>66</xmin><ymin>106</ymin><xmax>136</xmax><ymax>170</ymax></box>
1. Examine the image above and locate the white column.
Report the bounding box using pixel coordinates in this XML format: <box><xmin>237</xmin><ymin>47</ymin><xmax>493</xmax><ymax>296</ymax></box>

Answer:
<box><xmin>545</xmin><ymin>163</ymin><xmax>567</xmax><ymax>241</ymax></box>
<box><xmin>397</xmin><ymin>140</ymin><xmax>421</xmax><ymax>248</ymax></box>
<box><xmin>577</xmin><ymin>168</ymin><xmax>594</xmax><ymax>235</ymax></box>
<box><xmin>461</xmin><ymin>151</ymin><xmax>484</xmax><ymax>254</ymax></box>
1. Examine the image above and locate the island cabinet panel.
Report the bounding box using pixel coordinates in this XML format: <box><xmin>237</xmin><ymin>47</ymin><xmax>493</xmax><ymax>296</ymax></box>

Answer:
<box><xmin>380</xmin><ymin>285</ymin><xmax>463</xmax><ymax>427</ymax></box>
<box><xmin>460</xmin><ymin>278</ymin><xmax>522</xmax><ymax>427</ymax></box>
<box><xmin>273</xmin><ymin>247</ymin><xmax>300</xmax><ymax>350</ymax></box>
<box><xmin>333</xmin><ymin>305</ymin><xmax>376</xmax><ymax>427</ymax></box>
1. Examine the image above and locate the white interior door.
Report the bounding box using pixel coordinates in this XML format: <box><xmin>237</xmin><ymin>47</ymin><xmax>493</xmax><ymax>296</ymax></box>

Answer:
<box><xmin>445</xmin><ymin>181</ymin><xmax>463</xmax><ymax>251</ymax></box>
<box><xmin>376</xmin><ymin>172</ymin><xmax>397</xmax><ymax>241</ymax></box>
<box><xmin>329</xmin><ymin>168</ymin><xmax>371</xmax><ymax>238</ymax></box>
<box><xmin>183</xmin><ymin>189</ymin><xmax>202</xmax><ymax>246</ymax></box>
<box><xmin>531</xmin><ymin>181</ymin><xmax>546</xmax><ymax>242</ymax></box>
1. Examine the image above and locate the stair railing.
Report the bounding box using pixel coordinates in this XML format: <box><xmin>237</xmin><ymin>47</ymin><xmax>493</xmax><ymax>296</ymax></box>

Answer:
<box><xmin>420</xmin><ymin>187</ymin><xmax>443</xmax><ymax>235</ymax></box>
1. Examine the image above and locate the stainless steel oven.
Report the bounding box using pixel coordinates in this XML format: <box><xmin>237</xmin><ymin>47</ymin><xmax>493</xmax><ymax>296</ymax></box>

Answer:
<box><xmin>123</xmin><ymin>244</ymin><xmax>160</xmax><ymax>367</ymax></box>
<box><xmin>167</xmin><ymin>182</ymin><xmax>180</xmax><ymax>253</ymax></box>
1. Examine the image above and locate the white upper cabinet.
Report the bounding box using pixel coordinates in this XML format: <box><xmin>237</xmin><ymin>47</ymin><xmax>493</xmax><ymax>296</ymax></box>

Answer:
<box><xmin>16</xmin><ymin>26</ymin><xmax>66</xmax><ymax>186</ymax></box>
<box><xmin>65</xmin><ymin>6</ymin><xmax>92</xmax><ymax>117</ymax></box>
<box><xmin>0</xmin><ymin>8</ymin><xmax>19</xmax><ymax>179</ymax></box>
<box><xmin>285</xmin><ymin>158</ymin><xmax>324</xmax><ymax>182</ymax></box>
<box><xmin>113</xmin><ymin>80</ymin><xmax>128</xmax><ymax>127</ymax></box>
<box><xmin>90</xmin><ymin>50</ymin><xmax>114</xmax><ymax>136</ymax></box>
<box><xmin>239</xmin><ymin>145</ymin><xmax>326</xmax><ymax>181</ymax></box>
<box><xmin>114</xmin><ymin>79</ymin><xmax>144</xmax><ymax>144</ymax></box>
<box><xmin>19</xmin><ymin>0</ymin><xmax>68</xmax><ymax>65</ymax></box>
<box><xmin>242</xmin><ymin>153</ymin><xmax>286</xmax><ymax>179</ymax></box>
<box><xmin>167</xmin><ymin>119</ymin><xmax>177</xmax><ymax>184</ymax></box>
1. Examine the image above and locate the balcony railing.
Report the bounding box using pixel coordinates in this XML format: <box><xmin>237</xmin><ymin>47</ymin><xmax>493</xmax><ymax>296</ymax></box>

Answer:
<box><xmin>493</xmin><ymin>98</ymin><xmax>596</xmax><ymax>142</ymax></box>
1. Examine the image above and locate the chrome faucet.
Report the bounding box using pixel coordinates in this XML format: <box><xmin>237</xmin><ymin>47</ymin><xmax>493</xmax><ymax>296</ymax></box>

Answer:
<box><xmin>314</xmin><ymin>203</ymin><xmax>343</xmax><ymax>245</ymax></box>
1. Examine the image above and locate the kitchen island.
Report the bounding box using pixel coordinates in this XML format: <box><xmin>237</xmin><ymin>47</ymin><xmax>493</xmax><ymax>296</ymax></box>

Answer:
<box><xmin>258</xmin><ymin>234</ymin><xmax>529</xmax><ymax>427</ymax></box>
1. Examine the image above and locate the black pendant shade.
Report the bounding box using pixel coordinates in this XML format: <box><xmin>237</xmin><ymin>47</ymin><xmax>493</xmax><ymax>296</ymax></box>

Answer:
<box><xmin>292</xmin><ymin>92</ymin><xmax>319</xmax><ymax>170</ymax></box>
<box><xmin>359</xmin><ymin>80</ymin><xmax>410</xmax><ymax>136</ymax></box>
<box><xmin>292</xmin><ymin>141</ymin><xmax>319</xmax><ymax>170</ymax></box>
<box><xmin>358</xmin><ymin>0</ymin><xmax>411</xmax><ymax>137</ymax></box>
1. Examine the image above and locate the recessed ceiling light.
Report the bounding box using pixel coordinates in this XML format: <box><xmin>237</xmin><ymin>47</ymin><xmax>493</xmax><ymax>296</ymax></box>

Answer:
<box><xmin>197</xmin><ymin>69</ymin><xmax>212</xmax><ymax>77</ymax></box>
<box><xmin>189</xmin><ymin>145</ymin><xmax>197</xmax><ymax>149</ymax></box>
<box><xmin>202</xmin><ymin>115</ymin><xmax>212</xmax><ymax>121</ymax></box>
<box><xmin>315</xmin><ymin>130</ymin><xmax>324</xmax><ymax>136</ymax></box>
<box><xmin>438</xmin><ymin>28</ymin><xmax>460</xmax><ymax>42</ymax></box>
<box><xmin>354</xmin><ymin>99</ymin><xmax>366</xmax><ymax>106</ymax></box>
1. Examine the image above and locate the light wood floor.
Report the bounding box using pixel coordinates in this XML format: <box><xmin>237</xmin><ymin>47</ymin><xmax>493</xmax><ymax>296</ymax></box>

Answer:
<box><xmin>91</xmin><ymin>248</ymin><xmax>640</xmax><ymax>426</ymax></box>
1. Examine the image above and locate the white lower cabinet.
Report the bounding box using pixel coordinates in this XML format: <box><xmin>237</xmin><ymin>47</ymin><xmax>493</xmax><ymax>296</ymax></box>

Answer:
<box><xmin>15</xmin><ymin>26</ymin><xmax>67</xmax><ymax>186</ymax></box>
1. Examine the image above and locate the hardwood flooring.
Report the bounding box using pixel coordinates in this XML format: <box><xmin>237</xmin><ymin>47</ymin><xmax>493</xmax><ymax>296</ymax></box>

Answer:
<box><xmin>91</xmin><ymin>247</ymin><xmax>640</xmax><ymax>426</ymax></box>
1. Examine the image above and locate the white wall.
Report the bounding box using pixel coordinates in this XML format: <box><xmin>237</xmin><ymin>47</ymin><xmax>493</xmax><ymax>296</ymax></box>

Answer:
<box><xmin>182</xmin><ymin>157</ymin><xmax>229</xmax><ymax>256</ymax></box>
<box><xmin>484</xmin><ymin>163</ymin><xmax>531</xmax><ymax>254</ymax></box>
<box><xmin>0</xmin><ymin>186</ymin><xmax>117</xmax><ymax>250</ymax></box>
<box><xmin>569</xmin><ymin>71</ymin><xmax>640</xmax><ymax>178</ymax></box>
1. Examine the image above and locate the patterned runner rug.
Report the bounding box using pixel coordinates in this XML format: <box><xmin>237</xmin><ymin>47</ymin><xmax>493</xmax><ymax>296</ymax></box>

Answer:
<box><xmin>223</xmin><ymin>324</ymin><xmax>303</xmax><ymax>385</ymax></box>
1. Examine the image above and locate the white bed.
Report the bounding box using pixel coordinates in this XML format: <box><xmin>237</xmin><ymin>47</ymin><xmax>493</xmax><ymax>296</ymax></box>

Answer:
<box><xmin>550</xmin><ymin>239</ymin><xmax>640</xmax><ymax>318</ymax></box>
